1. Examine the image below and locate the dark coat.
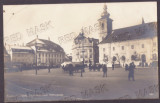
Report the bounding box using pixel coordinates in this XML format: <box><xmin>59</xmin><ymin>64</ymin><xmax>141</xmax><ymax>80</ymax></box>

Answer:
<box><xmin>128</xmin><ymin>63</ymin><xmax>135</xmax><ymax>76</ymax></box>
<box><xmin>103</xmin><ymin>65</ymin><xmax>107</xmax><ymax>72</ymax></box>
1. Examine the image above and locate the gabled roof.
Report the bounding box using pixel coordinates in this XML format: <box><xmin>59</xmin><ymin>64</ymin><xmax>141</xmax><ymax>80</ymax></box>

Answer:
<box><xmin>8</xmin><ymin>46</ymin><xmax>34</xmax><ymax>53</ymax></box>
<box><xmin>74</xmin><ymin>32</ymin><xmax>99</xmax><ymax>44</ymax></box>
<box><xmin>100</xmin><ymin>22</ymin><xmax>157</xmax><ymax>44</ymax></box>
<box><xmin>27</xmin><ymin>38</ymin><xmax>64</xmax><ymax>53</ymax></box>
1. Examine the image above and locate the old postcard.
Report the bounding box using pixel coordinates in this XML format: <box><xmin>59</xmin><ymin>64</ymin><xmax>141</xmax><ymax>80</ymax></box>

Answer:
<box><xmin>3</xmin><ymin>2</ymin><xmax>158</xmax><ymax>102</ymax></box>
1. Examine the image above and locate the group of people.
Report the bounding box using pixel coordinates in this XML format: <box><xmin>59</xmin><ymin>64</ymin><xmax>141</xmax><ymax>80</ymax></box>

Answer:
<box><xmin>62</xmin><ymin>64</ymin><xmax>85</xmax><ymax>76</ymax></box>
<box><xmin>62</xmin><ymin>62</ymin><xmax>136</xmax><ymax>81</ymax></box>
<box><xmin>89</xmin><ymin>64</ymin><xmax>102</xmax><ymax>71</ymax></box>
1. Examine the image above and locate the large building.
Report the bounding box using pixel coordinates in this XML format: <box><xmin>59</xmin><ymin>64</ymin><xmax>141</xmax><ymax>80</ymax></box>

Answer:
<box><xmin>4</xmin><ymin>46</ymin><xmax>11</xmax><ymax>68</ymax></box>
<box><xmin>5</xmin><ymin>45</ymin><xmax>35</xmax><ymax>68</ymax></box>
<box><xmin>72</xmin><ymin>31</ymin><xmax>99</xmax><ymax>65</ymax></box>
<box><xmin>27</xmin><ymin>37</ymin><xmax>65</xmax><ymax>67</ymax></box>
<box><xmin>98</xmin><ymin>4</ymin><xmax>158</xmax><ymax>67</ymax></box>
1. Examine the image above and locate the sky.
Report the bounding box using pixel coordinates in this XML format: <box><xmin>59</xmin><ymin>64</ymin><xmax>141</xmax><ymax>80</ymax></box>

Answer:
<box><xmin>3</xmin><ymin>2</ymin><xmax>157</xmax><ymax>54</ymax></box>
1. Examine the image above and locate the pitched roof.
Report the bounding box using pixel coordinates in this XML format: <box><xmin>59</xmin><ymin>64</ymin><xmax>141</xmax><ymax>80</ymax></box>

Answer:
<box><xmin>27</xmin><ymin>38</ymin><xmax>64</xmax><ymax>52</ymax></box>
<box><xmin>100</xmin><ymin>22</ymin><xmax>157</xmax><ymax>44</ymax></box>
<box><xmin>74</xmin><ymin>32</ymin><xmax>99</xmax><ymax>44</ymax></box>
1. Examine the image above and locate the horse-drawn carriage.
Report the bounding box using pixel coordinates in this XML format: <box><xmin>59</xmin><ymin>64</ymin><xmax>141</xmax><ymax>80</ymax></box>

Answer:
<box><xmin>61</xmin><ymin>62</ymin><xmax>85</xmax><ymax>73</ymax></box>
<box><xmin>89</xmin><ymin>63</ymin><xmax>103</xmax><ymax>71</ymax></box>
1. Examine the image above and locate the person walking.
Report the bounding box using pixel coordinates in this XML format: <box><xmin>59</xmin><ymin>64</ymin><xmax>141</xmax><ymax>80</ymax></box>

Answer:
<box><xmin>102</xmin><ymin>64</ymin><xmax>107</xmax><ymax>77</ymax></box>
<box><xmin>89</xmin><ymin>63</ymin><xmax>92</xmax><ymax>71</ymax></box>
<box><xmin>48</xmin><ymin>64</ymin><xmax>51</xmax><ymax>73</ymax></box>
<box><xmin>112</xmin><ymin>63</ymin><xmax>114</xmax><ymax>70</ymax></box>
<box><xmin>70</xmin><ymin>64</ymin><xmax>74</xmax><ymax>76</ymax></box>
<box><xmin>128</xmin><ymin>62</ymin><xmax>135</xmax><ymax>81</ymax></box>
<box><xmin>68</xmin><ymin>64</ymin><xmax>72</xmax><ymax>76</ymax></box>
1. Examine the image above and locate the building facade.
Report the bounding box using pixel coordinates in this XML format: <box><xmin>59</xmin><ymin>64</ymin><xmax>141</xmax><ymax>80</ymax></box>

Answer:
<box><xmin>27</xmin><ymin>37</ymin><xmax>65</xmax><ymax>67</ymax></box>
<box><xmin>4</xmin><ymin>46</ymin><xmax>11</xmax><ymax>68</ymax></box>
<box><xmin>72</xmin><ymin>31</ymin><xmax>99</xmax><ymax>65</ymax></box>
<box><xmin>5</xmin><ymin>45</ymin><xmax>35</xmax><ymax>68</ymax></box>
<box><xmin>98</xmin><ymin>4</ymin><xmax>158</xmax><ymax>67</ymax></box>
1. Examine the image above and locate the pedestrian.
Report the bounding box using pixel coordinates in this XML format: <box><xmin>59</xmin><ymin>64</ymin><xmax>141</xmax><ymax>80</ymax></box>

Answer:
<box><xmin>112</xmin><ymin>63</ymin><xmax>114</xmax><ymax>70</ymax></box>
<box><xmin>125</xmin><ymin>64</ymin><xmax>129</xmax><ymax>71</ymax></box>
<box><xmin>102</xmin><ymin>64</ymin><xmax>107</xmax><ymax>77</ymax></box>
<box><xmin>69</xmin><ymin>64</ymin><xmax>74</xmax><ymax>76</ymax></box>
<box><xmin>48</xmin><ymin>65</ymin><xmax>51</xmax><ymax>73</ymax></box>
<box><xmin>93</xmin><ymin>64</ymin><xmax>96</xmax><ymax>71</ymax></box>
<box><xmin>97</xmin><ymin>64</ymin><xmax>101</xmax><ymax>71</ymax></box>
<box><xmin>89</xmin><ymin>63</ymin><xmax>92</xmax><ymax>71</ymax></box>
<box><xmin>128</xmin><ymin>62</ymin><xmax>135</xmax><ymax>81</ymax></box>
<box><xmin>68</xmin><ymin>64</ymin><xmax>72</xmax><ymax>76</ymax></box>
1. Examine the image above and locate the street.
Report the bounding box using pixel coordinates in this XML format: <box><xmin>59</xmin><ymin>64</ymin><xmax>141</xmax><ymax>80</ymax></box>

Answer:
<box><xmin>4</xmin><ymin>67</ymin><xmax>159</xmax><ymax>102</ymax></box>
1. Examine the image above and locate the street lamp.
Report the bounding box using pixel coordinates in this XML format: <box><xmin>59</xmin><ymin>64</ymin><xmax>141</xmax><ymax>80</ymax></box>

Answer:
<box><xmin>35</xmin><ymin>41</ymin><xmax>38</xmax><ymax>75</ymax></box>
<box><xmin>77</xmin><ymin>30</ymin><xmax>85</xmax><ymax>77</ymax></box>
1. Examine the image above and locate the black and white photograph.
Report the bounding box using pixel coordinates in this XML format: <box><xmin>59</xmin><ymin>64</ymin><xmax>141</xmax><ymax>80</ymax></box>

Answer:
<box><xmin>3</xmin><ymin>1</ymin><xmax>158</xmax><ymax>102</ymax></box>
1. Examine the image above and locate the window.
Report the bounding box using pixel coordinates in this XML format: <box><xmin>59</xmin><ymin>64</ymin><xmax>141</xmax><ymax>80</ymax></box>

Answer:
<box><xmin>142</xmin><ymin>44</ymin><xmax>144</xmax><ymax>48</ymax></box>
<box><xmin>131</xmin><ymin>45</ymin><xmax>134</xmax><ymax>49</ymax></box>
<box><xmin>85</xmin><ymin>61</ymin><xmax>88</xmax><ymax>63</ymax></box>
<box><xmin>103</xmin><ymin>48</ymin><xmax>105</xmax><ymax>52</ymax></box>
<box><xmin>102</xmin><ymin>23</ymin><xmax>104</xmax><ymax>30</ymax></box>
<box><xmin>89</xmin><ymin>49</ymin><xmax>92</xmax><ymax>52</ymax></box>
<box><xmin>90</xmin><ymin>55</ymin><xmax>92</xmax><ymax>58</ymax></box>
<box><xmin>122</xmin><ymin>46</ymin><xmax>124</xmax><ymax>50</ymax></box>
<box><xmin>152</xmin><ymin>54</ymin><xmax>157</xmax><ymax>60</ymax></box>
<box><xmin>113</xmin><ymin>47</ymin><xmax>115</xmax><ymax>51</ymax></box>
<box><xmin>85</xmin><ymin>55</ymin><xmax>88</xmax><ymax>58</ymax></box>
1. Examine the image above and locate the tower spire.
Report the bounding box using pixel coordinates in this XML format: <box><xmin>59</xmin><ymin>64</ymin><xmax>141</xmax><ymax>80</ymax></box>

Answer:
<box><xmin>101</xmin><ymin>3</ymin><xmax>109</xmax><ymax>17</ymax></box>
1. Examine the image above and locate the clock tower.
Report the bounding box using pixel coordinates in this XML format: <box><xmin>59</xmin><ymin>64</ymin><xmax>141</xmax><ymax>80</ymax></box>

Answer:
<box><xmin>98</xmin><ymin>4</ymin><xmax>113</xmax><ymax>42</ymax></box>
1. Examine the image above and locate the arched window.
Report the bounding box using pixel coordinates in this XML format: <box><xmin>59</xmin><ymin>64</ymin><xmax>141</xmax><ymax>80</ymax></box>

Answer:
<box><xmin>112</xmin><ymin>56</ymin><xmax>117</xmax><ymax>62</ymax></box>
<box><xmin>141</xmin><ymin>54</ymin><xmax>146</xmax><ymax>62</ymax></box>
<box><xmin>152</xmin><ymin>54</ymin><xmax>157</xmax><ymax>60</ymax></box>
<box><xmin>121</xmin><ymin>56</ymin><xmax>126</xmax><ymax>62</ymax></box>
<box><xmin>131</xmin><ymin>55</ymin><xmax>136</xmax><ymax>61</ymax></box>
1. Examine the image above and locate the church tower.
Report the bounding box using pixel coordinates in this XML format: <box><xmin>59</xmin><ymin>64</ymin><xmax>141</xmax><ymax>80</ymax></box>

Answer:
<box><xmin>98</xmin><ymin>4</ymin><xmax>113</xmax><ymax>42</ymax></box>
